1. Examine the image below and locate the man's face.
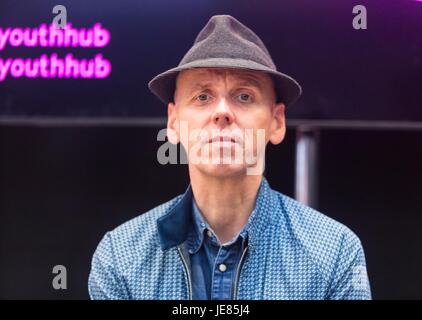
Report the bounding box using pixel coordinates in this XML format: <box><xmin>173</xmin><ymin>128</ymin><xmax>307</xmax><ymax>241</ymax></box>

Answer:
<box><xmin>167</xmin><ymin>67</ymin><xmax>286</xmax><ymax>177</ymax></box>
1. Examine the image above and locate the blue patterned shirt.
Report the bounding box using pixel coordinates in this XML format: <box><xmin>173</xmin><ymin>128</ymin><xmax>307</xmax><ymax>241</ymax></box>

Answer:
<box><xmin>89</xmin><ymin>177</ymin><xmax>372</xmax><ymax>300</ymax></box>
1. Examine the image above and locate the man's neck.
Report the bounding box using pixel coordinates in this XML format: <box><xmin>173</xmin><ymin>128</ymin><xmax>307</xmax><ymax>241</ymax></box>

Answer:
<box><xmin>189</xmin><ymin>168</ymin><xmax>262</xmax><ymax>244</ymax></box>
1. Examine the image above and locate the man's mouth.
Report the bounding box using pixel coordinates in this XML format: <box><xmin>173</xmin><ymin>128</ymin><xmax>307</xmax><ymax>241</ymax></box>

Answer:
<box><xmin>208</xmin><ymin>136</ymin><xmax>239</xmax><ymax>145</ymax></box>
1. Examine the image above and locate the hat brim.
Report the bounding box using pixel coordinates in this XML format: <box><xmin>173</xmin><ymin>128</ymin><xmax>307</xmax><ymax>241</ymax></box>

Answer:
<box><xmin>148</xmin><ymin>58</ymin><xmax>302</xmax><ymax>107</ymax></box>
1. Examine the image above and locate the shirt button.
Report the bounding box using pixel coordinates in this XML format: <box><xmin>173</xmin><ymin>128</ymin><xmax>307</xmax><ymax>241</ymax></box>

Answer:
<box><xmin>219</xmin><ymin>264</ymin><xmax>227</xmax><ymax>272</ymax></box>
<box><xmin>206</xmin><ymin>230</ymin><xmax>213</xmax><ymax>238</ymax></box>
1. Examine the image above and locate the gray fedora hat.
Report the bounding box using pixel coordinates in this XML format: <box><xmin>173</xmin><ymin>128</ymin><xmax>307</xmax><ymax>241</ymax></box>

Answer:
<box><xmin>148</xmin><ymin>15</ymin><xmax>302</xmax><ymax>107</ymax></box>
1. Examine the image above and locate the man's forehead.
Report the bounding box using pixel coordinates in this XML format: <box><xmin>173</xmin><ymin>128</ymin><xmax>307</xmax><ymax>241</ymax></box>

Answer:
<box><xmin>178</xmin><ymin>67</ymin><xmax>271</xmax><ymax>86</ymax></box>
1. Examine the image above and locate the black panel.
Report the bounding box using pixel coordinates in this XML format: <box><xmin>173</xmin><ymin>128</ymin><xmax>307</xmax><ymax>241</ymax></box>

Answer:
<box><xmin>0</xmin><ymin>0</ymin><xmax>421</xmax><ymax>120</ymax></box>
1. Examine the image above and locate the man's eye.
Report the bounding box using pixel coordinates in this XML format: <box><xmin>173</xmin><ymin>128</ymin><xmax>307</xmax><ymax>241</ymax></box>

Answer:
<box><xmin>237</xmin><ymin>93</ymin><xmax>252</xmax><ymax>102</ymax></box>
<box><xmin>197</xmin><ymin>94</ymin><xmax>210</xmax><ymax>102</ymax></box>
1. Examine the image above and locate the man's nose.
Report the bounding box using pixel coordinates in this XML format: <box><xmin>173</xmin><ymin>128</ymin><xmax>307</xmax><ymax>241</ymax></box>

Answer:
<box><xmin>211</xmin><ymin>98</ymin><xmax>234</xmax><ymax>127</ymax></box>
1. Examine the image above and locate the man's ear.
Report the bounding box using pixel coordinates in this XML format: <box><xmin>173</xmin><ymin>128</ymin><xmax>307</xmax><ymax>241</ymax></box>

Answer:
<box><xmin>167</xmin><ymin>102</ymin><xmax>179</xmax><ymax>144</ymax></box>
<box><xmin>269</xmin><ymin>102</ymin><xmax>286</xmax><ymax>145</ymax></box>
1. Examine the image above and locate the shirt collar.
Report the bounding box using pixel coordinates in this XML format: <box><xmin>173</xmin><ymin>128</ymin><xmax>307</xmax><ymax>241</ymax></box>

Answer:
<box><xmin>157</xmin><ymin>176</ymin><xmax>278</xmax><ymax>251</ymax></box>
<box><xmin>187</xmin><ymin>196</ymin><xmax>252</xmax><ymax>254</ymax></box>
<box><xmin>157</xmin><ymin>184</ymin><xmax>193</xmax><ymax>251</ymax></box>
<box><xmin>186</xmin><ymin>198</ymin><xmax>207</xmax><ymax>254</ymax></box>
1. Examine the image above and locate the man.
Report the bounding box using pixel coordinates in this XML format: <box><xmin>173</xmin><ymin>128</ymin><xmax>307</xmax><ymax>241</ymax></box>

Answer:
<box><xmin>88</xmin><ymin>15</ymin><xmax>371</xmax><ymax>300</ymax></box>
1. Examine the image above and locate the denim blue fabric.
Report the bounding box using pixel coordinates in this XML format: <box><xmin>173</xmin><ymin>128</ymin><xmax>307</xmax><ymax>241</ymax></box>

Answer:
<box><xmin>187</xmin><ymin>198</ymin><xmax>249</xmax><ymax>300</ymax></box>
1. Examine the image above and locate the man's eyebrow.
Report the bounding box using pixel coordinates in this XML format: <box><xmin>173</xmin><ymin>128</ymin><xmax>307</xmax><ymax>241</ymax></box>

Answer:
<box><xmin>234</xmin><ymin>77</ymin><xmax>263</xmax><ymax>90</ymax></box>
<box><xmin>189</xmin><ymin>82</ymin><xmax>214</xmax><ymax>92</ymax></box>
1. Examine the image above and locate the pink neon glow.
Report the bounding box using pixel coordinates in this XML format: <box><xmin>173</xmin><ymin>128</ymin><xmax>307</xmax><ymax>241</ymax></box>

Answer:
<box><xmin>0</xmin><ymin>54</ymin><xmax>111</xmax><ymax>81</ymax></box>
<box><xmin>0</xmin><ymin>23</ymin><xmax>110</xmax><ymax>50</ymax></box>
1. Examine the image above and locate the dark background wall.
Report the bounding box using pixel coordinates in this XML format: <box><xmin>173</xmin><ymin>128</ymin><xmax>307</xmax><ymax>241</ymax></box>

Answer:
<box><xmin>0</xmin><ymin>125</ymin><xmax>421</xmax><ymax>299</ymax></box>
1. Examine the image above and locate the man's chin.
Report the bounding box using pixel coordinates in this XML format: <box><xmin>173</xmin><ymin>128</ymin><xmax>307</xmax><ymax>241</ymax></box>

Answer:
<box><xmin>193</xmin><ymin>162</ymin><xmax>253</xmax><ymax>178</ymax></box>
